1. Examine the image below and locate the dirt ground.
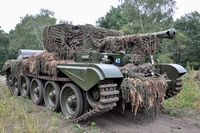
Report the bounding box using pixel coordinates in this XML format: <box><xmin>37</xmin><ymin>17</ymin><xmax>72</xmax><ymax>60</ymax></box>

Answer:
<box><xmin>0</xmin><ymin>76</ymin><xmax>200</xmax><ymax>133</ymax></box>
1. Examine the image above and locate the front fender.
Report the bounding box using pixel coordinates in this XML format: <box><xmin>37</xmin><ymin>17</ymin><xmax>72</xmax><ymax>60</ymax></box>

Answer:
<box><xmin>157</xmin><ymin>63</ymin><xmax>187</xmax><ymax>80</ymax></box>
<box><xmin>57</xmin><ymin>63</ymin><xmax>123</xmax><ymax>91</ymax></box>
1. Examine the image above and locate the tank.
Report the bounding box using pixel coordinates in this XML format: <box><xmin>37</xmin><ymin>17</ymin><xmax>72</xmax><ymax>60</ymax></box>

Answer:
<box><xmin>1</xmin><ymin>24</ymin><xmax>186</xmax><ymax>122</ymax></box>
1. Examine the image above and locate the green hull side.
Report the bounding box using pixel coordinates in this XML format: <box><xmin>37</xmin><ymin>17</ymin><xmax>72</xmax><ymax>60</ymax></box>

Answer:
<box><xmin>57</xmin><ymin>63</ymin><xmax>123</xmax><ymax>91</ymax></box>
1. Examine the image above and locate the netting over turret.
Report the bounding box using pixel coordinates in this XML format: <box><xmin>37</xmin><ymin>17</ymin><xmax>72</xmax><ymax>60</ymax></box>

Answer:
<box><xmin>43</xmin><ymin>24</ymin><xmax>123</xmax><ymax>59</ymax></box>
<box><xmin>43</xmin><ymin>24</ymin><xmax>159</xmax><ymax>60</ymax></box>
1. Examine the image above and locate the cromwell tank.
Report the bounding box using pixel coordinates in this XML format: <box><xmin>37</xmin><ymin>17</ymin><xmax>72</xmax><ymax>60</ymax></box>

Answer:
<box><xmin>2</xmin><ymin>24</ymin><xmax>186</xmax><ymax>122</ymax></box>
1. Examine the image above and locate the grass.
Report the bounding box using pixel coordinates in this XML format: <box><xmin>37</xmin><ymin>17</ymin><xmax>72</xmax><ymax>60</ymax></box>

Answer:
<box><xmin>0</xmin><ymin>81</ymin><xmax>44</xmax><ymax>133</ymax></box>
<box><xmin>162</xmin><ymin>70</ymin><xmax>200</xmax><ymax>116</ymax></box>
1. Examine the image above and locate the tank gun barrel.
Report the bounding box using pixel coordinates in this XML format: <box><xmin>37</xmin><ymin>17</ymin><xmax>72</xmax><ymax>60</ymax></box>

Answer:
<box><xmin>151</xmin><ymin>28</ymin><xmax>176</xmax><ymax>39</ymax></box>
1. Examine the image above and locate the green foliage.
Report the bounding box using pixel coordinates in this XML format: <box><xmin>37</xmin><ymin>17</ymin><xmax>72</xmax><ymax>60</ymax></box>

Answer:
<box><xmin>121</xmin><ymin>0</ymin><xmax>176</xmax><ymax>33</ymax></box>
<box><xmin>90</xmin><ymin>122</ymin><xmax>96</xmax><ymax>127</ymax></box>
<box><xmin>0</xmin><ymin>81</ymin><xmax>43</xmax><ymax>132</ymax></box>
<box><xmin>190</xmin><ymin>62</ymin><xmax>200</xmax><ymax>70</ymax></box>
<box><xmin>8</xmin><ymin>9</ymin><xmax>57</xmax><ymax>59</ymax></box>
<box><xmin>157</xmin><ymin>53</ymin><xmax>173</xmax><ymax>63</ymax></box>
<box><xmin>70</xmin><ymin>124</ymin><xmax>87</xmax><ymax>133</ymax></box>
<box><xmin>174</xmin><ymin>11</ymin><xmax>200</xmax><ymax>69</ymax></box>
<box><xmin>96</xmin><ymin>6</ymin><xmax>127</xmax><ymax>30</ymax></box>
<box><xmin>70</xmin><ymin>122</ymin><xmax>100</xmax><ymax>133</ymax></box>
<box><xmin>0</xmin><ymin>28</ymin><xmax>9</xmax><ymax>70</ymax></box>
<box><xmin>186</xmin><ymin>61</ymin><xmax>192</xmax><ymax>72</ymax></box>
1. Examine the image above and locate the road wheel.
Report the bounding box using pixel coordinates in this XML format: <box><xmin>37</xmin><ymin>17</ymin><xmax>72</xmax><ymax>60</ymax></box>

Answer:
<box><xmin>60</xmin><ymin>83</ymin><xmax>83</xmax><ymax>119</ymax></box>
<box><xmin>44</xmin><ymin>81</ymin><xmax>60</xmax><ymax>112</ymax></box>
<box><xmin>20</xmin><ymin>76</ymin><xmax>30</xmax><ymax>98</ymax></box>
<box><xmin>30</xmin><ymin>78</ymin><xmax>44</xmax><ymax>105</ymax></box>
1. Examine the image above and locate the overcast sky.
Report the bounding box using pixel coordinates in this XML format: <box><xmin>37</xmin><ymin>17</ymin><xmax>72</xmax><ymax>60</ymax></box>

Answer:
<box><xmin>0</xmin><ymin>0</ymin><xmax>200</xmax><ymax>33</ymax></box>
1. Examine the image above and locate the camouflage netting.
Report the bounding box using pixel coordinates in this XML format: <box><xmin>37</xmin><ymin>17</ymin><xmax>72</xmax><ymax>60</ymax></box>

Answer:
<box><xmin>43</xmin><ymin>24</ymin><xmax>123</xmax><ymax>59</ymax></box>
<box><xmin>120</xmin><ymin>63</ymin><xmax>167</xmax><ymax>117</ymax></box>
<box><xmin>4</xmin><ymin>52</ymin><xmax>73</xmax><ymax>78</ymax></box>
<box><xmin>43</xmin><ymin>24</ymin><xmax>159</xmax><ymax>60</ymax></box>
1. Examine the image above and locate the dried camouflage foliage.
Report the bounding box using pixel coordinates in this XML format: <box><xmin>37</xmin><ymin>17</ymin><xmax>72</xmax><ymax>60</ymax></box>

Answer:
<box><xmin>3</xmin><ymin>52</ymin><xmax>72</xmax><ymax>78</ymax></box>
<box><xmin>120</xmin><ymin>63</ymin><xmax>167</xmax><ymax>117</ymax></box>
<box><xmin>43</xmin><ymin>24</ymin><xmax>159</xmax><ymax>60</ymax></box>
<box><xmin>2</xmin><ymin>59</ymin><xmax>24</xmax><ymax>78</ymax></box>
<box><xmin>119</xmin><ymin>63</ymin><xmax>154</xmax><ymax>77</ymax></box>
<box><xmin>23</xmin><ymin>52</ymin><xmax>73</xmax><ymax>78</ymax></box>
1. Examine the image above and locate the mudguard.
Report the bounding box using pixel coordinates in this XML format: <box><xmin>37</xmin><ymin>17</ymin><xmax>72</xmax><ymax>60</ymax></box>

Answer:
<box><xmin>157</xmin><ymin>63</ymin><xmax>187</xmax><ymax>80</ymax></box>
<box><xmin>57</xmin><ymin>63</ymin><xmax>123</xmax><ymax>91</ymax></box>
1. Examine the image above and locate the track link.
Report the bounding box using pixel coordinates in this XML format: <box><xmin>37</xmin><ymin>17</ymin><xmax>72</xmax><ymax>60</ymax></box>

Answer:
<box><xmin>6</xmin><ymin>72</ymin><xmax>14</xmax><ymax>94</ymax></box>
<box><xmin>165</xmin><ymin>78</ymin><xmax>183</xmax><ymax>99</ymax></box>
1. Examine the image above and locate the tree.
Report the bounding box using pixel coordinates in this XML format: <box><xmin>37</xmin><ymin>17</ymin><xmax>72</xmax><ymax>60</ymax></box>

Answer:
<box><xmin>96</xmin><ymin>6</ymin><xmax>127</xmax><ymax>30</ymax></box>
<box><xmin>0</xmin><ymin>27</ymin><xmax>9</xmax><ymax>70</ymax></box>
<box><xmin>8</xmin><ymin>9</ymin><xmax>57</xmax><ymax>59</ymax></box>
<box><xmin>174</xmin><ymin>11</ymin><xmax>200</xmax><ymax>69</ymax></box>
<box><xmin>122</xmin><ymin>0</ymin><xmax>176</xmax><ymax>34</ymax></box>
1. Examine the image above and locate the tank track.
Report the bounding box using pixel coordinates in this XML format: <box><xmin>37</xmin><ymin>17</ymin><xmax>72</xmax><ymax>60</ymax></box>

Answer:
<box><xmin>71</xmin><ymin>82</ymin><xmax>119</xmax><ymax>122</ymax></box>
<box><xmin>165</xmin><ymin>78</ymin><xmax>183</xmax><ymax>99</ymax></box>
<box><xmin>5</xmin><ymin>72</ymin><xmax>14</xmax><ymax>94</ymax></box>
<box><xmin>6</xmin><ymin>73</ymin><xmax>119</xmax><ymax>122</ymax></box>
